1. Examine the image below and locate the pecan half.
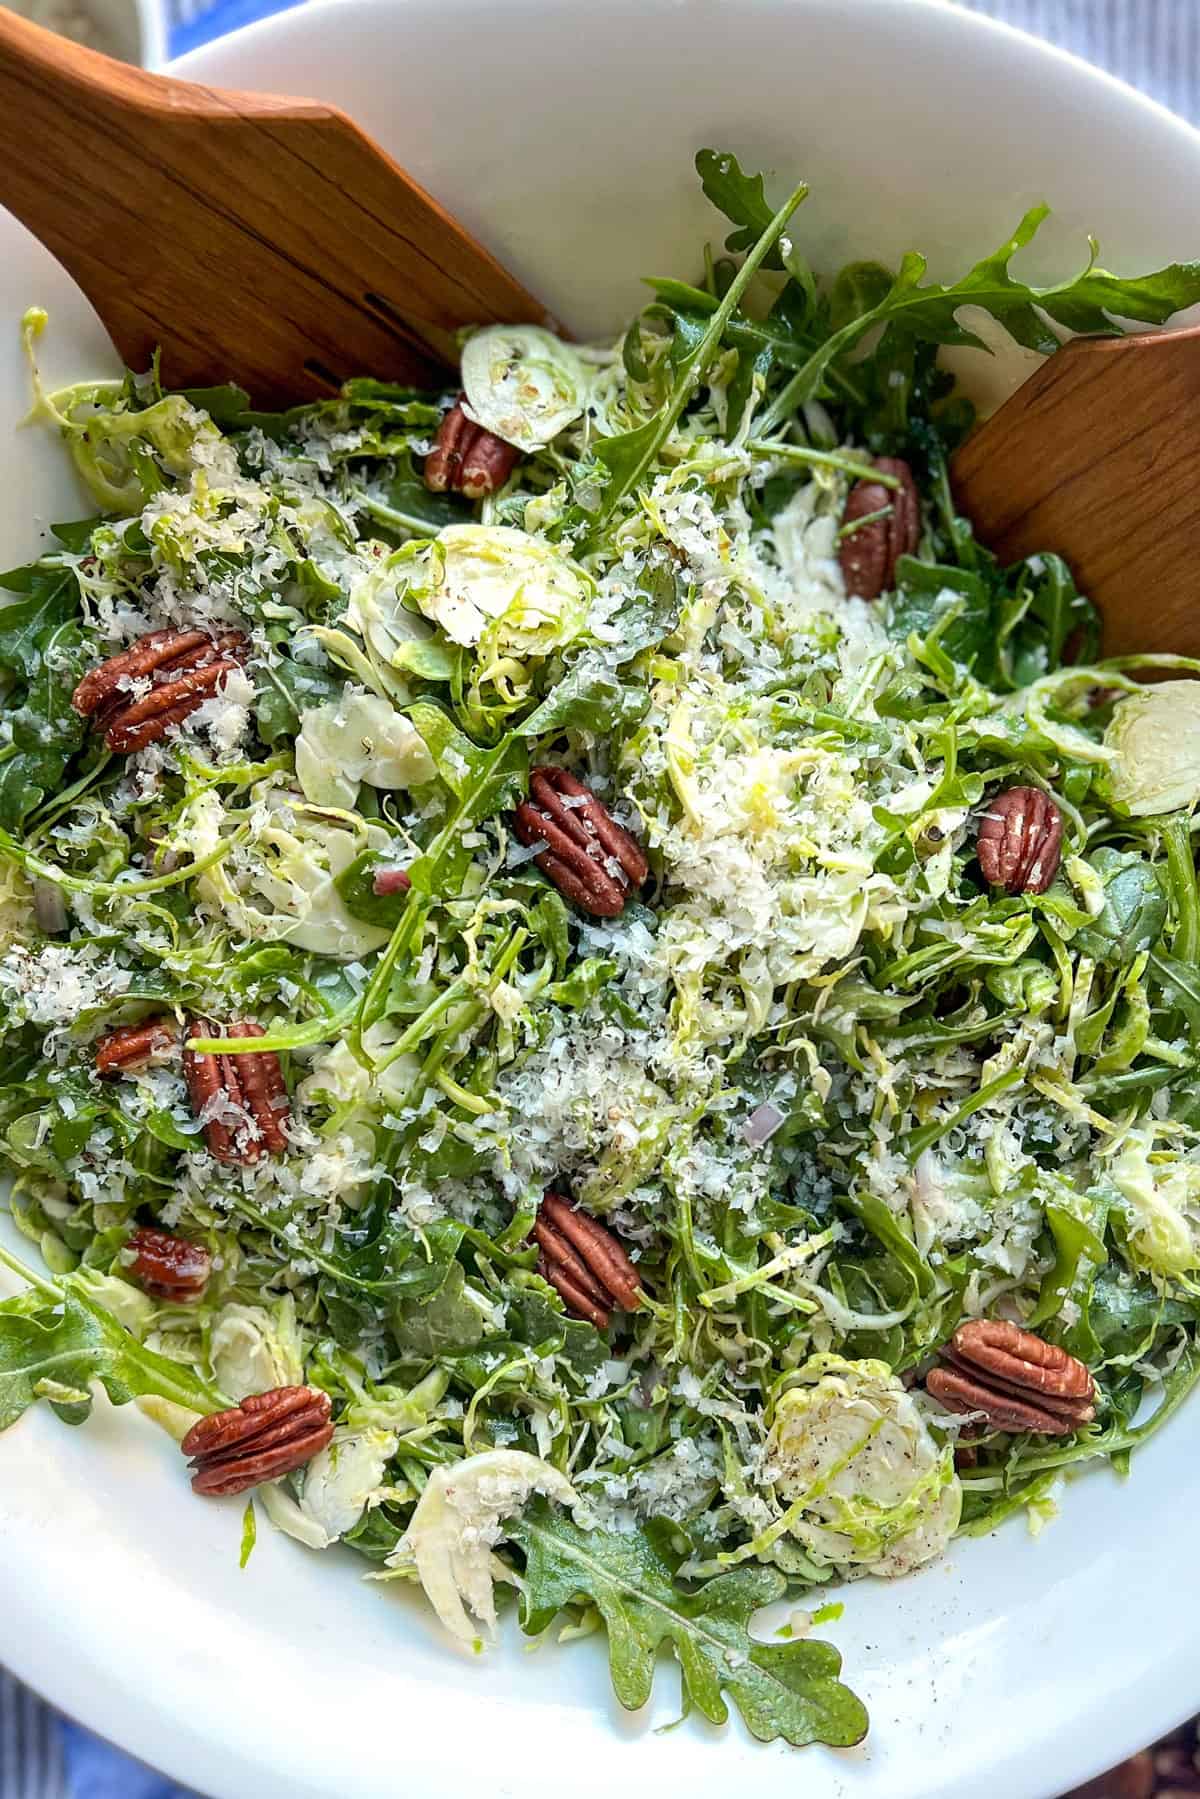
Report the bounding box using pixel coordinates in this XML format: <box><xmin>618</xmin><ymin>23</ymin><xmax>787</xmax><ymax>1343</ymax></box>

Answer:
<box><xmin>533</xmin><ymin>1191</ymin><xmax>643</xmax><ymax>1331</ymax></box>
<box><xmin>837</xmin><ymin>456</ymin><xmax>921</xmax><ymax>600</ymax></box>
<box><xmin>181</xmin><ymin>1386</ymin><xmax>333</xmax><ymax>1496</ymax></box>
<box><xmin>513</xmin><ymin>767</ymin><xmax>648</xmax><ymax>918</ymax></box>
<box><xmin>73</xmin><ymin>629</ymin><xmax>249</xmax><ymax>753</ymax></box>
<box><xmin>976</xmin><ymin>786</ymin><xmax>1062</xmax><ymax>895</ymax></box>
<box><xmin>95</xmin><ymin>1015</ymin><xmax>179</xmax><ymax>1077</ymax></box>
<box><xmin>1066</xmin><ymin>1750</ymin><xmax>1155</xmax><ymax>1799</ymax></box>
<box><xmin>183</xmin><ymin>1018</ymin><xmax>290</xmax><ymax>1164</ymax></box>
<box><xmin>424</xmin><ymin>397</ymin><xmax>521</xmax><ymax>499</ymax></box>
<box><xmin>127</xmin><ymin>1226</ymin><xmax>211</xmax><ymax>1301</ymax></box>
<box><xmin>1152</xmin><ymin>1742</ymin><xmax>1200</xmax><ymax>1795</ymax></box>
<box><xmin>926</xmin><ymin>1319</ymin><xmax>1095</xmax><ymax>1437</ymax></box>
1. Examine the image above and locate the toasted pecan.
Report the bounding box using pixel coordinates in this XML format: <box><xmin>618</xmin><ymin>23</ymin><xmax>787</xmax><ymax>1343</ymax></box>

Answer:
<box><xmin>977</xmin><ymin>786</ymin><xmax>1063</xmax><ymax>895</ymax></box>
<box><xmin>513</xmin><ymin>767</ymin><xmax>648</xmax><ymax>918</ymax></box>
<box><xmin>182</xmin><ymin>1386</ymin><xmax>333</xmax><ymax>1496</ymax></box>
<box><xmin>424</xmin><ymin>397</ymin><xmax>521</xmax><ymax>499</ymax></box>
<box><xmin>74</xmin><ymin>629</ymin><xmax>249</xmax><ymax>753</ymax></box>
<box><xmin>927</xmin><ymin>1319</ymin><xmax>1095</xmax><ymax>1437</ymax></box>
<box><xmin>533</xmin><ymin>1191</ymin><xmax>643</xmax><ymax>1331</ymax></box>
<box><xmin>183</xmin><ymin>1018</ymin><xmax>289</xmax><ymax>1164</ymax></box>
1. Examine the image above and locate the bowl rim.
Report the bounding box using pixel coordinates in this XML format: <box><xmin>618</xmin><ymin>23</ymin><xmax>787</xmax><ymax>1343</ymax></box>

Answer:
<box><xmin>5</xmin><ymin>3</ymin><xmax>1200</xmax><ymax>1796</ymax></box>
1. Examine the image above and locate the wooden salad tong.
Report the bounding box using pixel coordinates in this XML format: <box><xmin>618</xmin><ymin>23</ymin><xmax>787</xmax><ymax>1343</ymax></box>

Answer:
<box><xmin>952</xmin><ymin>323</ymin><xmax>1200</xmax><ymax>659</ymax></box>
<box><xmin>0</xmin><ymin>8</ymin><xmax>552</xmax><ymax>405</ymax></box>
<box><xmin>0</xmin><ymin>4</ymin><xmax>1192</xmax><ymax>662</ymax></box>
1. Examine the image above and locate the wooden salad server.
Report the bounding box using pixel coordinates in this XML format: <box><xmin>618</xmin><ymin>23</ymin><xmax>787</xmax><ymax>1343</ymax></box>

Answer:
<box><xmin>0</xmin><ymin>8</ymin><xmax>553</xmax><ymax>405</ymax></box>
<box><xmin>951</xmin><ymin>323</ymin><xmax>1200</xmax><ymax>659</ymax></box>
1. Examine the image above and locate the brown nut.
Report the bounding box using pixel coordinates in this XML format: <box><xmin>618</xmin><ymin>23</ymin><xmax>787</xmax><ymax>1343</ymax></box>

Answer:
<box><xmin>533</xmin><ymin>1191</ymin><xmax>643</xmax><ymax>1331</ymax></box>
<box><xmin>977</xmin><ymin>786</ymin><xmax>1063</xmax><ymax>895</ymax></box>
<box><xmin>73</xmin><ymin>630</ymin><xmax>249</xmax><ymax>753</ymax></box>
<box><xmin>1064</xmin><ymin>1749</ymin><xmax>1155</xmax><ymax>1799</ymax></box>
<box><xmin>513</xmin><ymin>767</ymin><xmax>648</xmax><ymax>918</ymax></box>
<box><xmin>837</xmin><ymin>456</ymin><xmax>921</xmax><ymax>600</ymax></box>
<box><xmin>1154</xmin><ymin>1744</ymin><xmax>1200</xmax><ymax>1791</ymax></box>
<box><xmin>926</xmin><ymin>1319</ymin><xmax>1095</xmax><ymax>1437</ymax></box>
<box><xmin>127</xmin><ymin>1226</ymin><xmax>211</xmax><ymax>1301</ymax></box>
<box><xmin>424</xmin><ymin>396</ymin><xmax>521</xmax><ymax>499</ymax></box>
<box><xmin>95</xmin><ymin>1016</ymin><xmax>179</xmax><ymax>1077</ymax></box>
<box><xmin>183</xmin><ymin>1018</ymin><xmax>290</xmax><ymax>1164</ymax></box>
<box><xmin>181</xmin><ymin>1386</ymin><xmax>333</xmax><ymax>1496</ymax></box>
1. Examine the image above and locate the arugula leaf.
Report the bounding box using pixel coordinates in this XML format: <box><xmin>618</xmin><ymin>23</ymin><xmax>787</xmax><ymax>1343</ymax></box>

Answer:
<box><xmin>390</xmin><ymin>1260</ymin><xmax>489</xmax><ymax>1357</ymax></box>
<box><xmin>837</xmin><ymin>1190</ymin><xmax>934</xmax><ymax>1297</ymax></box>
<box><xmin>50</xmin><ymin>518</ymin><xmax>104</xmax><ymax>553</ymax></box>
<box><xmin>0</xmin><ymin>565</ymin><xmax>79</xmax><ymax>678</ymax></box>
<box><xmin>407</xmin><ymin>703</ymin><xmax>525</xmax><ymax>808</ymax></box>
<box><xmin>1076</xmin><ymin>850</ymin><xmax>1166</xmax><ymax>965</ymax></box>
<box><xmin>517</xmin><ymin>659</ymin><xmax>650</xmax><ymax>738</ymax></box>
<box><xmin>889</xmin><ymin>559</ymin><xmax>994</xmax><ymax>673</ymax></box>
<box><xmin>253</xmin><ymin>654</ymin><xmax>345</xmax><ymax>746</ymax></box>
<box><xmin>997</xmin><ymin>552</ymin><xmax>1098</xmax><ymax>687</ymax></box>
<box><xmin>696</xmin><ymin>150</ymin><xmax>816</xmax><ymax>312</ymax></box>
<box><xmin>1150</xmin><ymin>948</ymin><xmax>1200</xmax><ymax>1035</ymax></box>
<box><xmin>594</xmin><ymin>168</ymin><xmax>809</xmax><ymax>521</ymax></box>
<box><xmin>547</xmin><ymin>956</ymin><xmax>617</xmax><ymax>1008</ymax></box>
<box><xmin>507</xmin><ymin>1286</ymin><xmax>607</xmax><ymax>1376</ymax></box>
<box><xmin>180</xmin><ymin>383</ymin><xmax>253</xmax><ymax>425</ymax></box>
<box><xmin>607</xmin><ymin>557</ymin><xmax>680</xmax><ymax>658</ymax></box>
<box><xmin>509</xmin><ymin>1501</ymin><xmax>867</xmax><ymax>1747</ymax></box>
<box><xmin>0</xmin><ymin>1276</ymin><xmax>222</xmax><ymax>1431</ymax></box>
<box><xmin>762</xmin><ymin>205</ymin><xmax>1200</xmax><ymax>428</ymax></box>
<box><xmin>0</xmin><ymin>568</ymin><xmax>89</xmax><ymax>829</ymax></box>
<box><xmin>359</xmin><ymin>474</ymin><xmax>468</xmax><ymax>540</ymax></box>
<box><xmin>1028</xmin><ymin>1202</ymin><xmax>1108</xmax><ymax>1329</ymax></box>
<box><xmin>696</xmin><ymin>149</ymin><xmax>786</xmax><ymax>264</ymax></box>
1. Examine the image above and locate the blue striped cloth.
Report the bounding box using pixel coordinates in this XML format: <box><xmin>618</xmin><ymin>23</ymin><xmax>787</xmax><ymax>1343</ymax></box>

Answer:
<box><xmin>2</xmin><ymin>3</ymin><xmax>1198</xmax><ymax>1796</ymax></box>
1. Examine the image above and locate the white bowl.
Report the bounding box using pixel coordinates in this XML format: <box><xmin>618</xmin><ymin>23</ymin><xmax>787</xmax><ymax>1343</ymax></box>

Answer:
<box><xmin>3</xmin><ymin>3</ymin><xmax>1200</xmax><ymax>1795</ymax></box>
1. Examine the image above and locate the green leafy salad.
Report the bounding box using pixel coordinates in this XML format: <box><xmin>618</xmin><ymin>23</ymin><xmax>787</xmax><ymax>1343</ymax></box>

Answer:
<box><xmin>6</xmin><ymin>149</ymin><xmax>1200</xmax><ymax>1749</ymax></box>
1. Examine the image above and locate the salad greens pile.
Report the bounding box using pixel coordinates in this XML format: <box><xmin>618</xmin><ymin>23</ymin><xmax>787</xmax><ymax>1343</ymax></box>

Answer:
<box><xmin>5</xmin><ymin>149</ymin><xmax>1200</xmax><ymax>1748</ymax></box>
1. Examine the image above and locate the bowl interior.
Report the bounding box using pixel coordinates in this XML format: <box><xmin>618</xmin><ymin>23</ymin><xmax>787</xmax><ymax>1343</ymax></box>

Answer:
<box><xmin>3</xmin><ymin>3</ymin><xmax>1200</xmax><ymax>1796</ymax></box>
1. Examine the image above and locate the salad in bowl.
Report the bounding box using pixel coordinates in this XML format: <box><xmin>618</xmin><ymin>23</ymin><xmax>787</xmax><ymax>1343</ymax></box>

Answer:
<box><xmin>3</xmin><ymin>148</ymin><xmax>1200</xmax><ymax>1749</ymax></box>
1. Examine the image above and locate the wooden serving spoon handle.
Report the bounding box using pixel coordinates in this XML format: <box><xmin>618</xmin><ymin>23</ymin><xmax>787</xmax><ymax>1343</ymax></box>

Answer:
<box><xmin>951</xmin><ymin>324</ymin><xmax>1200</xmax><ymax>659</ymax></box>
<box><xmin>0</xmin><ymin>9</ymin><xmax>554</xmax><ymax>405</ymax></box>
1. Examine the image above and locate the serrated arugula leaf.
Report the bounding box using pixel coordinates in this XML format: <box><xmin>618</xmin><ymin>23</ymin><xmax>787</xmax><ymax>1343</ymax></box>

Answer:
<box><xmin>696</xmin><ymin>148</ymin><xmax>785</xmax><ymax>264</ymax></box>
<box><xmin>0</xmin><ymin>570</ymin><xmax>89</xmax><ymax>829</ymax></box>
<box><xmin>1076</xmin><ymin>851</ymin><xmax>1166</xmax><ymax>965</ymax></box>
<box><xmin>50</xmin><ymin>518</ymin><xmax>104</xmax><ymax>553</ymax></box>
<box><xmin>253</xmin><ymin>652</ymin><xmax>344</xmax><ymax>746</ymax></box>
<box><xmin>390</xmin><ymin>1259</ymin><xmax>488</xmax><ymax>1356</ymax></box>
<box><xmin>595</xmin><ymin>170</ymin><xmax>808</xmax><ymax>521</ymax></box>
<box><xmin>508</xmin><ymin>1502</ymin><xmax>867</xmax><ymax>1747</ymax></box>
<box><xmin>0</xmin><ymin>565</ymin><xmax>79</xmax><ymax>678</ymax></box>
<box><xmin>763</xmin><ymin>204</ymin><xmax>1200</xmax><ymax>427</ymax></box>
<box><xmin>997</xmin><ymin>551</ymin><xmax>1099</xmax><ymax>686</ymax></box>
<box><xmin>406</xmin><ymin>703</ymin><xmax>527</xmax><ymax>813</ymax></box>
<box><xmin>517</xmin><ymin>659</ymin><xmax>649</xmax><ymax>738</ymax></box>
<box><xmin>696</xmin><ymin>150</ymin><xmax>816</xmax><ymax>310</ymax></box>
<box><xmin>0</xmin><ymin>1276</ymin><xmax>222</xmax><ymax>1431</ymax></box>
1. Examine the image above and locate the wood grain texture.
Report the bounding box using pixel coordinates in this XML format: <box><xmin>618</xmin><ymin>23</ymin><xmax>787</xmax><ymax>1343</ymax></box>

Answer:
<box><xmin>951</xmin><ymin>324</ymin><xmax>1200</xmax><ymax>659</ymax></box>
<box><xmin>0</xmin><ymin>8</ymin><xmax>555</xmax><ymax>405</ymax></box>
